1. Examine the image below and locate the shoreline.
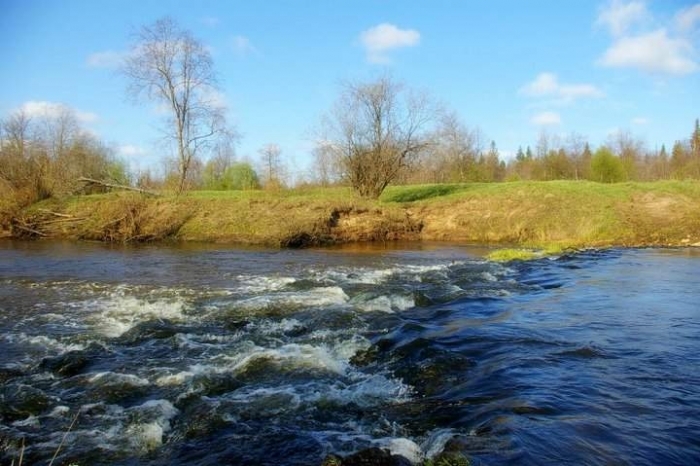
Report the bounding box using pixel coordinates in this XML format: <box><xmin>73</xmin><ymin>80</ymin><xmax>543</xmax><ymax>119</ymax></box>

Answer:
<box><xmin>3</xmin><ymin>181</ymin><xmax>700</xmax><ymax>250</ymax></box>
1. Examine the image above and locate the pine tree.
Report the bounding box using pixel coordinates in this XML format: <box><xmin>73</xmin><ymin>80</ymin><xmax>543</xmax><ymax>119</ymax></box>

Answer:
<box><xmin>525</xmin><ymin>146</ymin><xmax>534</xmax><ymax>160</ymax></box>
<box><xmin>691</xmin><ymin>118</ymin><xmax>700</xmax><ymax>159</ymax></box>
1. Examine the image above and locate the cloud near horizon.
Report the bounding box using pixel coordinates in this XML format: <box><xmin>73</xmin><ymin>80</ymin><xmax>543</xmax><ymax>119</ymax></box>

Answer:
<box><xmin>531</xmin><ymin>111</ymin><xmax>562</xmax><ymax>126</ymax></box>
<box><xmin>118</xmin><ymin>144</ymin><xmax>147</xmax><ymax>157</ymax></box>
<box><xmin>19</xmin><ymin>100</ymin><xmax>98</xmax><ymax>124</ymax></box>
<box><xmin>520</xmin><ymin>72</ymin><xmax>604</xmax><ymax>102</ymax></box>
<box><xmin>359</xmin><ymin>23</ymin><xmax>420</xmax><ymax>64</ymax></box>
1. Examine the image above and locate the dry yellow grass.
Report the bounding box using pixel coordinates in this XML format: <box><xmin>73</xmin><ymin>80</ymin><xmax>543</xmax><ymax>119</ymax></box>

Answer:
<box><xmin>4</xmin><ymin>181</ymin><xmax>700</xmax><ymax>248</ymax></box>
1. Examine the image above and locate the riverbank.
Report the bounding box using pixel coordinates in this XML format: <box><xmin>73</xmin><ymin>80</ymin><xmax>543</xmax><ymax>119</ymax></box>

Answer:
<box><xmin>3</xmin><ymin>180</ymin><xmax>700</xmax><ymax>249</ymax></box>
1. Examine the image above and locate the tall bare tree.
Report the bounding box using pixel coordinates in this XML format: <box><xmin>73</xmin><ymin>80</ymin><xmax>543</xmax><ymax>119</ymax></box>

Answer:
<box><xmin>122</xmin><ymin>17</ymin><xmax>229</xmax><ymax>193</ymax></box>
<box><xmin>317</xmin><ymin>76</ymin><xmax>436</xmax><ymax>198</ymax></box>
<box><xmin>258</xmin><ymin>143</ymin><xmax>285</xmax><ymax>188</ymax></box>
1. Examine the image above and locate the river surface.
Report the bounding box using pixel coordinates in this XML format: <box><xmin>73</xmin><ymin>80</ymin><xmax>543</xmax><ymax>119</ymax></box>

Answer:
<box><xmin>0</xmin><ymin>241</ymin><xmax>699</xmax><ymax>465</ymax></box>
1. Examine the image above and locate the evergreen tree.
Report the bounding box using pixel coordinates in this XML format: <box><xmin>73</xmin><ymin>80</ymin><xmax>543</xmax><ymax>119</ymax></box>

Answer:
<box><xmin>691</xmin><ymin>118</ymin><xmax>700</xmax><ymax>159</ymax></box>
<box><xmin>525</xmin><ymin>146</ymin><xmax>534</xmax><ymax>159</ymax></box>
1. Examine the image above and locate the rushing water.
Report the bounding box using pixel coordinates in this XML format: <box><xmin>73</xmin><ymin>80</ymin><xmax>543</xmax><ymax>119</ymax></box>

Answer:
<box><xmin>0</xmin><ymin>240</ymin><xmax>699</xmax><ymax>465</ymax></box>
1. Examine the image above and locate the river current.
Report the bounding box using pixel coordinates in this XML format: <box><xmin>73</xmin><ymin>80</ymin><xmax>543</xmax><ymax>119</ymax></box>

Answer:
<box><xmin>0</xmin><ymin>241</ymin><xmax>698</xmax><ymax>465</ymax></box>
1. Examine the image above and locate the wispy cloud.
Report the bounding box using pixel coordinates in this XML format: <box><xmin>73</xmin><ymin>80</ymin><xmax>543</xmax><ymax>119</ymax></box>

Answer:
<box><xmin>531</xmin><ymin>111</ymin><xmax>562</xmax><ymax>126</ymax></box>
<box><xmin>231</xmin><ymin>35</ymin><xmax>258</xmax><ymax>56</ymax></box>
<box><xmin>596</xmin><ymin>1</ymin><xmax>699</xmax><ymax>76</ymax></box>
<box><xmin>200</xmin><ymin>16</ymin><xmax>220</xmax><ymax>28</ymax></box>
<box><xmin>86</xmin><ymin>50</ymin><xmax>127</xmax><ymax>69</ymax></box>
<box><xmin>20</xmin><ymin>101</ymin><xmax>98</xmax><ymax>124</ymax></box>
<box><xmin>520</xmin><ymin>72</ymin><xmax>604</xmax><ymax>103</ymax></box>
<box><xmin>359</xmin><ymin>23</ymin><xmax>420</xmax><ymax>64</ymax></box>
<box><xmin>676</xmin><ymin>4</ymin><xmax>700</xmax><ymax>32</ymax></box>
<box><xmin>596</xmin><ymin>0</ymin><xmax>648</xmax><ymax>37</ymax></box>
<box><xmin>598</xmin><ymin>29</ymin><xmax>698</xmax><ymax>75</ymax></box>
<box><xmin>631</xmin><ymin>116</ymin><xmax>649</xmax><ymax>125</ymax></box>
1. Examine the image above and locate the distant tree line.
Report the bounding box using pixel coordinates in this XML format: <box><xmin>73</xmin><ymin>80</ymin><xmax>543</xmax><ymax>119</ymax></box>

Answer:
<box><xmin>2</xmin><ymin>17</ymin><xmax>699</xmax><ymax>204</ymax></box>
<box><xmin>313</xmin><ymin>75</ymin><xmax>700</xmax><ymax>197</ymax></box>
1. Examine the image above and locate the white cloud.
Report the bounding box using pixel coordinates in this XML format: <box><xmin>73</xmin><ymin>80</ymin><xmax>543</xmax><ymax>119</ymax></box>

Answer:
<box><xmin>631</xmin><ymin>116</ymin><xmax>649</xmax><ymax>125</ymax></box>
<box><xmin>359</xmin><ymin>23</ymin><xmax>420</xmax><ymax>64</ymax></box>
<box><xmin>596</xmin><ymin>0</ymin><xmax>648</xmax><ymax>37</ymax></box>
<box><xmin>520</xmin><ymin>72</ymin><xmax>604</xmax><ymax>102</ymax></box>
<box><xmin>19</xmin><ymin>101</ymin><xmax>98</xmax><ymax>124</ymax></box>
<box><xmin>118</xmin><ymin>144</ymin><xmax>147</xmax><ymax>157</ymax></box>
<box><xmin>86</xmin><ymin>50</ymin><xmax>127</xmax><ymax>68</ymax></box>
<box><xmin>231</xmin><ymin>35</ymin><xmax>257</xmax><ymax>56</ymax></box>
<box><xmin>598</xmin><ymin>29</ymin><xmax>698</xmax><ymax>75</ymax></box>
<box><xmin>676</xmin><ymin>4</ymin><xmax>700</xmax><ymax>32</ymax></box>
<box><xmin>531</xmin><ymin>111</ymin><xmax>562</xmax><ymax>126</ymax></box>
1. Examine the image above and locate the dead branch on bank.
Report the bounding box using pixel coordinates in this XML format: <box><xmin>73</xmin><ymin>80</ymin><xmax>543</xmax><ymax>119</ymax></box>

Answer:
<box><xmin>77</xmin><ymin>177</ymin><xmax>160</xmax><ymax>197</ymax></box>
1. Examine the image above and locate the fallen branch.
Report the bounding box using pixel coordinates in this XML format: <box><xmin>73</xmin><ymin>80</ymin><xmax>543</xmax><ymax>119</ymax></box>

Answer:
<box><xmin>37</xmin><ymin>208</ymin><xmax>74</xmax><ymax>218</ymax></box>
<box><xmin>77</xmin><ymin>177</ymin><xmax>160</xmax><ymax>197</ymax></box>
<box><xmin>39</xmin><ymin>217</ymin><xmax>86</xmax><ymax>225</ymax></box>
<box><xmin>12</xmin><ymin>223</ymin><xmax>47</xmax><ymax>237</ymax></box>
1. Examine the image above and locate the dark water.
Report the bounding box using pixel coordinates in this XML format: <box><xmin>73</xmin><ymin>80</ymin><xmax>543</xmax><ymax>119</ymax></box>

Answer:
<box><xmin>0</xmin><ymin>241</ymin><xmax>699</xmax><ymax>465</ymax></box>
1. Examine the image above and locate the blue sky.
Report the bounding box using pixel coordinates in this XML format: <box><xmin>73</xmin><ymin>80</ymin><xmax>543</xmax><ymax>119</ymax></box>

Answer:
<box><xmin>2</xmin><ymin>0</ymin><xmax>699</xmax><ymax>179</ymax></box>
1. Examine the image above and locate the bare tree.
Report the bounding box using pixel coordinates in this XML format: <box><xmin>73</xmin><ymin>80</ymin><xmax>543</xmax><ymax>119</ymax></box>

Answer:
<box><xmin>258</xmin><ymin>143</ymin><xmax>285</xmax><ymax>188</ymax></box>
<box><xmin>311</xmin><ymin>144</ymin><xmax>340</xmax><ymax>186</ymax></box>
<box><xmin>122</xmin><ymin>17</ymin><xmax>229</xmax><ymax>193</ymax></box>
<box><xmin>564</xmin><ymin>132</ymin><xmax>588</xmax><ymax>180</ymax></box>
<box><xmin>317</xmin><ymin>76</ymin><xmax>436</xmax><ymax>198</ymax></box>
<box><xmin>424</xmin><ymin>111</ymin><xmax>485</xmax><ymax>183</ymax></box>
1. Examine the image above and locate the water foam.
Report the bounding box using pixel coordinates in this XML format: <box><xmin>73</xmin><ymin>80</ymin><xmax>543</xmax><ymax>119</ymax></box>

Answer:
<box><xmin>3</xmin><ymin>333</ymin><xmax>86</xmax><ymax>353</ymax></box>
<box><xmin>125</xmin><ymin>399</ymin><xmax>179</xmax><ymax>453</ymax></box>
<box><xmin>87</xmin><ymin>294</ymin><xmax>188</xmax><ymax>338</ymax></box>
<box><xmin>88</xmin><ymin>371</ymin><xmax>150</xmax><ymax>388</ymax></box>
<box><xmin>236</xmin><ymin>286</ymin><xmax>349</xmax><ymax>311</ymax></box>
<box><xmin>320</xmin><ymin>263</ymin><xmax>460</xmax><ymax>285</ymax></box>
<box><xmin>375</xmin><ymin>437</ymin><xmax>424</xmax><ymax>463</ymax></box>
<box><xmin>234</xmin><ymin>275</ymin><xmax>297</xmax><ymax>294</ymax></box>
<box><xmin>353</xmin><ymin>294</ymin><xmax>415</xmax><ymax>313</ymax></box>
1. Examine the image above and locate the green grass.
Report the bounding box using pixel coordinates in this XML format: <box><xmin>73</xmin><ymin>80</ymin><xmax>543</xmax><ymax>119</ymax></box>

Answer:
<box><xmin>5</xmin><ymin>180</ymin><xmax>700</xmax><ymax>248</ymax></box>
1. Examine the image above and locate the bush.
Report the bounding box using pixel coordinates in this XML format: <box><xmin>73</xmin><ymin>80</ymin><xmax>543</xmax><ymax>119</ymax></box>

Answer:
<box><xmin>590</xmin><ymin>147</ymin><xmax>626</xmax><ymax>183</ymax></box>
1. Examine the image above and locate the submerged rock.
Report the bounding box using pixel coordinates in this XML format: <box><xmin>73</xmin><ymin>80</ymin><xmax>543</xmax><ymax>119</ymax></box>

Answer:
<box><xmin>321</xmin><ymin>447</ymin><xmax>413</xmax><ymax>466</ymax></box>
<box><xmin>40</xmin><ymin>350</ymin><xmax>90</xmax><ymax>376</ymax></box>
<box><xmin>118</xmin><ymin>319</ymin><xmax>181</xmax><ymax>344</ymax></box>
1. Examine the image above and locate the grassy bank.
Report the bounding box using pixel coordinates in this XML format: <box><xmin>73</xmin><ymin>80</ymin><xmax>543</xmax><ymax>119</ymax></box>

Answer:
<box><xmin>3</xmin><ymin>181</ymin><xmax>700</xmax><ymax>248</ymax></box>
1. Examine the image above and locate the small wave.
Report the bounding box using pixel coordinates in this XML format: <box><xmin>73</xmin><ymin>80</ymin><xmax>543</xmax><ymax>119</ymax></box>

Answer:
<box><xmin>556</xmin><ymin>345</ymin><xmax>611</xmax><ymax>359</ymax></box>
<box><xmin>125</xmin><ymin>399</ymin><xmax>179</xmax><ymax>453</ymax></box>
<box><xmin>374</xmin><ymin>437</ymin><xmax>424</xmax><ymax>464</ymax></box>
<box><xmin>88</xmin><ymin>371</ymin><xmax>150</xmax><ymax>388</ymax></box>
<box><xmin>233</xmin><ymin>275</ymin><xmax>297</xmax><ymax>293</ymax></box>
<box><xmin>87</xmin><ymin>294</ymin><xmax>189</xmax><ymax>338</ymax></box>
<box><xmin>227</xmin><ymin>342</ymin><xmax>356</xmax><ymax>376</ymax></box>
<box><xmin>2</xmin><ymin>333</ymin><xmax>86</xmax><ymax>353</ymax></box>
<box><xmin>235</xmin><ymin>286</ymin><xmax>349</xmax><ymax>312</ymax></box>
<box><xmin>316</xmin><ymin>263</ymin><xmax>459</xmax><ymax>286</ymax></box>
<box><xmin>352</xmin><ymin>294</ymin><xmax>415</xmax><ymax>313</ymax></box>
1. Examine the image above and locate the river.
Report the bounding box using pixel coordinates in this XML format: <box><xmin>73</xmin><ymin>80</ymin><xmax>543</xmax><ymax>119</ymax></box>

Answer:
<box><xmin>0</xmin><ymin>241</ymin><xmax>698</xmax><ymax>465</ymax></box>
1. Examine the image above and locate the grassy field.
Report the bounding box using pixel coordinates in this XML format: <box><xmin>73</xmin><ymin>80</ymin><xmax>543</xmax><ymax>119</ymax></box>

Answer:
<box><xmin>4</xmin><ymin>180</ymin><xmax>700</xmax><ymax>249</ymax></box>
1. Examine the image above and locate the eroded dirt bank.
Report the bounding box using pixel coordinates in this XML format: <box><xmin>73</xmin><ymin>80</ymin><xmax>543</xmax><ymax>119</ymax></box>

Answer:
<box><xmin>3</xmin><ymin>181</ymin><xmax>700</xmax><ymax>248</ymax></box>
